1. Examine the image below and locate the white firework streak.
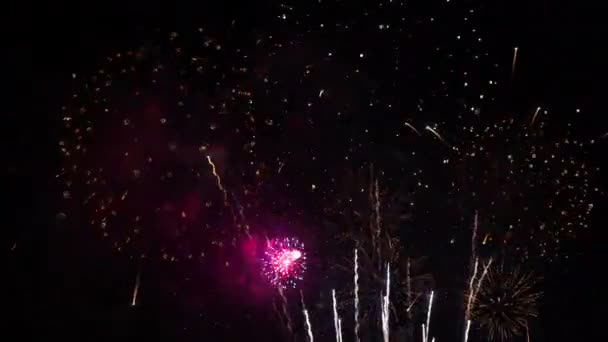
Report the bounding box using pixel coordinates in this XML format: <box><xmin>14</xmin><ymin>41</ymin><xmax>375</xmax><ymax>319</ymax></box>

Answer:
<box><xmin>332</xmin><ymin>289</ymin><xmax>343</xmax><ymax>342</ymax></box>
<box><xmin>530</xmin><ymin>106</ymin><xmax>542</xmax><ymax>127</ymax></box>
<box><xmin>300</xmin><ymin>291</ymin><xmax>314</xmax><ymax>342</ymax></box>
<box><xmin>131</xmin><ymin>270</ymin><xmax>140</xmax><ymax>306</ymax></box>
<box><xmin>465</xmin><ymin>258</ymin><xmax>479</xmax><ymax>322</ymax></box>
<box><xmin>473</xmin><ymin>259</ymin><xmax>494</xmax><ymax>303</ymax></box>
<box><xmin>426</xmin><ymin>291</ymin><xmax>435</xmax><ymax>342</ymax></box>
<box><xmin>422</xmin><ymin>323</ymin><xmax>427</xmax><ymax>342</ymax></box>
<box><xmin>425</xmin><ymin>125</ymin><xmax>457</xmax><ymax>150</ymax></box>
<box><xmin>464</xmin><ymin>320</ymin><xmax>472</xmax><ymax>342</ymax></box>
<box><xmin>511</xmin><ymin>46</ymin><xmax>519</xmax><ymax>77</ymax></box>
<box><xmin>354</xmin><ymin>249</ymin><xmax>360</xmax><ymax>342</ymax></box>
<box><xmin>381</xmin><ymin>263</ymin><xmax>391</xmax><ymax>342</ymax></box>
<box><xmin>404</xmin><ymin>122</ymin><xmax>422</xmax><ymax>136</ymax></box>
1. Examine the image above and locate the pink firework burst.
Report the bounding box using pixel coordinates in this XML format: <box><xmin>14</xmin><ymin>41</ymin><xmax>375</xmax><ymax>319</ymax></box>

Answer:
<box><xmin>262</xmin><ymin>237</ymin><xmax>307</xmax><ymax>289</ymax></box>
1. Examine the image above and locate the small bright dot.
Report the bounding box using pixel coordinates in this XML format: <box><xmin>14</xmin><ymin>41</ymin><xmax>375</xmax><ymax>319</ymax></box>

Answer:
<box><xmin>359</xmin><ymin>53</ymin><xmax>364</xmax><ymax>58</ymax></box>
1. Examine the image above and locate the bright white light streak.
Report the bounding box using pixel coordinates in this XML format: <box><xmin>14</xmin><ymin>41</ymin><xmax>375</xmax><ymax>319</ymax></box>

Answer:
<box><xmin>422</xmin><ymin>323</ymin><xmax>427</xmax><ymax>342</ymax></box>
<box><xmin>131</xmin><ymin>271</ymin><xmax>140</xmax><ymax>306</ymax></box>
<box><xmin>530</xmin><ymin>106</ymin><xmax>542</xmax><ymax>127</ymax></box>
<box><xmin>512</xmin><ymin>47</ymin><xmax>519</xmax><ymax>77</ymax></box>
<box><xmin>354</xmin><ymin>249</ymin><xmax>360</xmax><ymax>342</ymax></box>
<box><xmin>332</xmin><ymin>289</ymin><xmax>343</xmax><ymax>342</ymax></box>
<box><xmin>300</xmin><ymin>290</ymin><xmax>314</xmax><ymax>342</ymax></box>
<box><xmin>404</xmin><ymin>122</ymin><xmax>421</xmax><ymax>136</ymax></box>
<box><xmin>426</xmin><ymin>291</ymin><xmax>435</xmax><ymax>342</ymax></box>
<box><xmin>465</xmin><ymin>258</ymin><xmax>479</xmax><ymax>321</ymax></box>
<box><xmin>381</xmin><ymin>263</ymin><xmax>391</xmax><ymax>342</ymax></box>
<box><xmin>464</xmin><ymin>320</ymin><xmax>472</xmax><ymax>342</ymax></box>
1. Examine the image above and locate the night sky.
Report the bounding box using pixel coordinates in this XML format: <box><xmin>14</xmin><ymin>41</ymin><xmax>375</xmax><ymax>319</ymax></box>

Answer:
<box><xmin>5</xmin><ymin>1</ymin><xmax>606</xmax><ymax>341</ymax></box>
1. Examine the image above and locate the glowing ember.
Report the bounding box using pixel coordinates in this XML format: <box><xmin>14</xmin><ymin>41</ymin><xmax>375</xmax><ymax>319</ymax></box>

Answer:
<box><xmin>262</xmin><ymin>237</ymin><xmax>307</xmax><ymax>289</ymax></box>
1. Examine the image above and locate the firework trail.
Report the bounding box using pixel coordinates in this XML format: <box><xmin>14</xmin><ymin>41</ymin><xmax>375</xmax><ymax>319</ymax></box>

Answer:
<box><xmin>300</xmin><ymin>291</ymin><xmax>314</xmax><ymax>342</ymax></box>
<box><xmin>529</xmin><ymin>106</ymin><xmax>542</xmax><ymax>127</ymax></box>
<box><xmin>471</xmin><ymin>211</ymin><xmax>478</xmax><ymax>259</ymax></box>
<box><xmin>404</xmin><ymin>122</ymin><xmax>422</xmax><ymax>136</ymax></box>
<box><xmin>474</xmin><ymin>258</ymin><xmax>494</xmax><ymax>300</ymax></box>
<box><xmin>425</xmin><ymin>291</ymin><xmax>435</xmax><ymax>342</ymax></box>
<box><xmin>465</xmin><ymin>258</ymin><xmax>480</xmax><ymax>324</ymax></box>
<box><xmin>464</xmin><ymin>320</ymin><xmax>472</xmax><ymax>342</ymax></box>
<box><xmin>422</xmin><ymin>323</ymin><xmax>427</xmax><ymax>342</ymax></box>
<box><xmin>131</xmin><ymin>270</ymin><xmax>141</xmax><ymax>306</ymax></box>
<box><xmin>425</xmin><ymin>125</ymin><xmax>456</xmax><ymax>150</ymax></box>
<box><xmin>206</xmin><ymin>155</ymin><xmax>228</xmax><ymax>203</ymax></box>
<box><xmin>511</xmin><ymin>47</ymin><xmax>519</xmax><ymax>77</ymax></box>
<box><xmin>406</xmin><ymin>257</ymin><xmax>413</xmax><ymax>318</ymax></box>
<box><xmin>332</xmin><ymin>289</ymin><xmax>343</xmax><ymax>342</ymax></box>
<box><xmin>207</xmin><ymin>156</ymin><xmax>252</xmax><ymax>237</ymax></box>
<box><xmin>279</xmin><ymin>287</ymin><xmax>293</xmax><ymax>337</ymax></box>
<box><xmin>354</xmin><ymin>248</ymin><xmax>361</xmax><ymax>342</ymax></box>
<box><xmin>381</xmin><ymin>263</ymin><xmax>391</xmax><ymax>342</ymax></box>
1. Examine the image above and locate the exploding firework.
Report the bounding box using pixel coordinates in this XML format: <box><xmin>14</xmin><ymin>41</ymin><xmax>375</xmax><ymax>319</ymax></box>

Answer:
<box><xmin>471</xmin><ymin>266</ymin><xmax>542</xmax><ymax>341</ymax></box>
<box><xmin>446</xmin><ymin>117</ymin><xmax>598</xmax><ymax>260</ymax></box>
<box><xmin>262</xmin><ymin>237</ymin><xmax>307</xmax><ymax>289</ymax></box>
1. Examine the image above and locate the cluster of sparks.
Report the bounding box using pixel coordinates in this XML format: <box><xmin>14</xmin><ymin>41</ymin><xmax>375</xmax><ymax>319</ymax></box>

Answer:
<box><xmin>53</xmin><ymin>0</ymin><xmax>601</xmax><ymax>340</ymax></box>
<box><xmin>262</xmin><ymin>237</ymin><xmax>307</xmax><ymax>289</ymax></box>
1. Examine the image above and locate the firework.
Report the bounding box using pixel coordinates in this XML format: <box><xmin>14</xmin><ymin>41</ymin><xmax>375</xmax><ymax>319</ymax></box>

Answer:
<box><xmin>511</xmin><ymin>47</ymin><xmax>519</xmax><ymax>77</ymax></box>
<box><xmin>381</xmin><ymin>263</ymin><xmax>390</xmax><ymax>342</ymax></box>
<box><xmin>425</xmin><ymin>291</ymin><xmax>434</xmax><ymax>342</ymax></box>
<box><xmin>353</xmin><ymin>248</ymin><xmax>360</xmax><ymax>342</ymax></box>
<box><xmin>332</xmin><ymin>289</ymin><xmax>343</xmax><ymax>342</ymax></box>
<box><xmin>451</xmin><ymin>117</ymin><xmax>597</xmax><ymax>260</ymax></box>
<box><xmin>131</xmin><ymin>270</ymin><xmax>141</xmax><ymax>306</ymax></box>
<box><xmin>262</xmin><ymin>237</ymin><xmax>307</xmax><ymax>289</ymax></box>
<box><xmin>300</xmin><ymin>291</ymin><xmax>314</xmax><ymax>342</ymax></box>
<box><xmin>471</xmin><ymin>267</ymin><xmax>542</xmax><ymax>341</ymax></box>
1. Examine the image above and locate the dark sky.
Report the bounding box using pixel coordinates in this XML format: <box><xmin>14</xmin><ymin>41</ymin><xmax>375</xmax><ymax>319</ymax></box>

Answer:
<box><xmin>5</xmin><ymin>1</ymin><xmax>606</xmax><ymax>341</ymax></box>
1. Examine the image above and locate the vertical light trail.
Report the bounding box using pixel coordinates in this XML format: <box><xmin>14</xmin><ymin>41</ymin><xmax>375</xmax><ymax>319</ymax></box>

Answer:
<box><xmin>300</xmin><ymin>291</ymin><xmax>314</xmax><ymax>342</ymax></box>
<box><xmin>464</xmin><ymin>320</ymin><xmax>472</xmax><ymax>342</ymax></box>
<box><xmin>511</xmin><ymin>47</ymin><xmax>519</xmax><ymax>77</ymax></box>
<box><xmin>465</xmin><ymin>258</ymin><xmax>479</xmax><ymax>324</ymax></box>
<box><xmin>131</xmin><ymin>270</ymin><xmax>140</xmax><ymax>306</ymax></box>
<box><xmin>426</xmin><ymin>291</ymin><xmax>435</xmax><ymax>342</ymax></box>
<box><xmin>354</xmin><ymin>249</ymin><xmax>360</xmax><ymax>342</ymax></box>
<box><xmin>381</xmin><ymin>263</ymin><xmax>391</xmax><ymax>342</ymax></box>
<box><xmin>332</xmin><ymin>289</ymin><xmax>343</xmax><ymax>342</ymax></box>
<box><xmin>406</xmin><ymin>257</ymin><xmax>413</xmax><ymax>319</ymax></box>
<box><xmin>422</xmin><ymin>323</ymin><xmax>427</xmax><ymax>342</ymax></box>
